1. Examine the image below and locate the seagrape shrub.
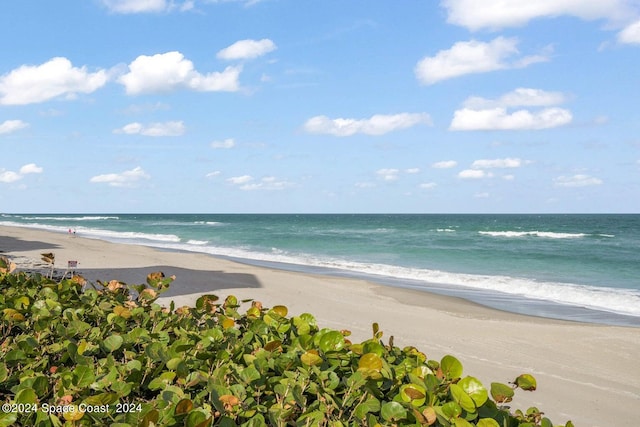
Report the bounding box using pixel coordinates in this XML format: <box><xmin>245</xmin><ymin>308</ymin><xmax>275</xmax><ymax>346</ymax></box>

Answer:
<box><xmin>0</xmin><ymin>256</ymin><xmax>573</xmax><ymax>427</ymax></box>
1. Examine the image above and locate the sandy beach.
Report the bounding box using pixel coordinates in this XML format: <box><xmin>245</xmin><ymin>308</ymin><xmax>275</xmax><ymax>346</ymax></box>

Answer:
<box><xmin>1</xmin><ymin>225</ymin><xmax>638</xmax><ymax>426</ymax></box>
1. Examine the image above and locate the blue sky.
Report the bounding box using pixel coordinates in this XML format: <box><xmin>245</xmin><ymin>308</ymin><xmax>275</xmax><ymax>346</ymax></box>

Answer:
<box><xmin>1</xmin><ymin>0</ymin><xmax>639</xmax><ymax>213</ymax></box>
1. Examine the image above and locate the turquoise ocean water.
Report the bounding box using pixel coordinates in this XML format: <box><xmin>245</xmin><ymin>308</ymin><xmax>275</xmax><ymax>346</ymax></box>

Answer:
<box><xmin>2</xmin><ymin>214</ymin><xmax>639</xmax><ymax>326</ymax></box>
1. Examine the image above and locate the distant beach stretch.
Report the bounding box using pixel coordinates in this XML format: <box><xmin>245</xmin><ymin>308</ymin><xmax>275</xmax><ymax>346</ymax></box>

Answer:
<box><xmin>1</xmin><ymin>215</ymin><xmax>639</xmax><ymax>426</ymax></box>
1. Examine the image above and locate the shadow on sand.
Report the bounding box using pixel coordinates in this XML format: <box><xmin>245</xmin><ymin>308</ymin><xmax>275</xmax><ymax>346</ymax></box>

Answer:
<box><xmin>79</xmin><ymin>265</ymin><xmax>262</xmax><ymax>298</ymax></box>
<box><xmin>0</xmin><ymin>236</ymin><xmax>61</xmax><ymax>253</ymax></box>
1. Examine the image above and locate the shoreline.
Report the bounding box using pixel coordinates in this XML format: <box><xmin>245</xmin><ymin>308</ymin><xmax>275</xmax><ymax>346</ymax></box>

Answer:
<box><xmin>1</xmin><ymin>225</ymin><xmax>639</xmax><ymax>426</ymax></box>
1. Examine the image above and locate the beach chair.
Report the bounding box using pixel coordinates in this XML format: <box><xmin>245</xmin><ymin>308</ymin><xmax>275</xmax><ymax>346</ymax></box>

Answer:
<box><xmin>62</xmin><ymin>260</ymin><xmax>78</xmax><ymax>279</ymax></box>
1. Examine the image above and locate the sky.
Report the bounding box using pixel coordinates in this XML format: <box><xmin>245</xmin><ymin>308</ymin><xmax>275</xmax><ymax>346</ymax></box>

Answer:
<box><xmin>1</xmin><ymin>0</ymin><xmax>639</xmax><ymax>214</ymax></box>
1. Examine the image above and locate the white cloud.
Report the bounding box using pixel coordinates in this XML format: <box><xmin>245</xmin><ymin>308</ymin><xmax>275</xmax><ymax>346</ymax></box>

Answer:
<box><xmin>211</xmin><ymin>138</ymin><xmax>235</xmax><ymax>149</ymax></box>
<box><xmin>0</xmin><ymin>57</ymin><xmax>108</xmax><ymax>105</ymax></box>
<box><xmin>406</xmin><ymin>168</ymin><xmax>420</xmax><ymax>174</ymax></box>
<box><xmin>618</xmin><ymin>19</ymin><xmax>640</xmax><ymax>44</ymax></box>
<box><xmin>450</xmin><ymin>107</ymin><xmax>572</xmax><ymax>131</ymax></box>
<box><xmin>553</xmin><ymin>174</ymin><xmax>603</xmax><ymax>187</ymax></box>
<box><xmin>471</xmin><ymin>158</ymin><xmax>522</xmax><ymax>169</ymax></box>
<box><xmin>19</xmin><ymin>163</ymin><xmax>44</xmax><ymax>174</ymax></box>
<box><xmin>118</xmin><ymin>51</ymin><xmax>241</xmax><ymax>95</ymax></box>
<box><xmin>114</xmin><ymin>121</ymin><xmax>186</xmax><ymax>136</ymax></box>
<box><xmin>376</xmin><ymin>168</ymin><xmax>400</xmax><ymax>181</ymax></box>
<box><xmin>458</xmin><ymin>169</ymin><xmax>491</xmax><ymax>179</ymax></box>
<box><xmin>226</xmin><ymin>175</ymin><xmax>253</xmax><ymax>185</ymax></box>
<box><xmin>205</xmin><ymin>171</ymin><xmax>221</xmax><ymax>178</ymax></box>
<box><xmin>217</xmin><ymin>39</ymin><xmax>277</xmax><ymax>60</ymax></box>
<box><xmin>226</xmin><ymin>175</ymin><xmax>293</xmax><ymax>190</ymax></box>
<box><xmin>432</xmin><ymin>160</ymin><xmax>458</xmax><ymax>169</ymax></box>
<box><xmin>463</xmin><ymin>88</ymin><xmax>567</xmax><ymax>109</ymax></box>
<box><xmin>102</xmin><ymin>0</ymin><xmax>168</xmax><ymax>13</ymax></box>
<box><xmin>442</xmin><ymin>0</ymin><xmax>632</xmax><ymax>31</ymax></box>
<box><xmin>90</xmin><ymin>166</ymin><xmax>150</xmax><ymax>187</ymax></box>
<box><xmin>0</xmin><ymin>120</ymin><xmax>28</xmax><ymax>134</ymax></box>
<box><xmin>415</xmin><ymin>37</ymin><xmax>549</xmax><ymax>85</ymax></box>
<box><xmin>474</xmin><ymin>192</ymin><xmax>490</xmax><ymax>198</ymax></box>
<box><xmin>0</xmin><ymin>163</ymin><xmax>44</xmax><ymax>183</ymax></box>
<box><xmin>420</xmin><ymin>182</ymin><xmax>437</xmax><ymax>189</ymax></box>
<box><xmin>0</xmin><ymin>171</ymin><xmax>21</xmax><ymax>183</ymax></box>
<box><xmin>303</xmin><ymin>113</ymin><xmax>432</xmax><ymax>136</ymax></box>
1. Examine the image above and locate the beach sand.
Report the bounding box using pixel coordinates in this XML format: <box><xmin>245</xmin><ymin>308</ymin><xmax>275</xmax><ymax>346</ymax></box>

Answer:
<box><xmin>1</xmin><ymin>225</ymin><xmax>638</xmax><ymax>426</ymax></box>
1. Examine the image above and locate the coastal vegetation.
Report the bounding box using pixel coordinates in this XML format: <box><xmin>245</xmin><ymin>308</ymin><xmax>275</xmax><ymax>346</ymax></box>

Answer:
<box><xmin>0</xmin><ymin>255</ymin><xmax>573</xmax><ymax>427</ymax></box>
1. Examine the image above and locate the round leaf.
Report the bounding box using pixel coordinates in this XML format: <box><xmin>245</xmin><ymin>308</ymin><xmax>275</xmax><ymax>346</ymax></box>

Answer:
<box><xmin>271</xmin><ymin>305</ymin><xmax>288</xmax><ymax>317</ymax></box>
<box><xmin>458</xmin><ymin>376</ymin><xmax>488</xmax><ymax>407</ymax></box>
<box><xmin>62</xmin><ymin>405</ymin><xmax>84</xmax><ymax>421</ymax></box>
<box><xmin>515</xmin><ymin>374</ymin><xmax>537</xmax><ymax>391</ymax></box>
<box><xmin>380</xmin><ymin>401</ymin><xmax>407</xmax><ymax>422</ymax></box>
<box><xmin>450</xmin><ymin>384</ymin><xmax>476</xmax><ymax>413</ymax></box>
<box><xmin>441</xmin><ymin>355</ymin><xmax>463</xmax><ymax>379</ymax></box>
<box><xmin>102</xmin><ymin>334</ymin><xmax>124</xmax><ymax>352</ymax></box>
<box><xmin>477</xmin><ymin>419</ymin><xmax>501</xmax><ymax>427</ymax></box>
<box><xmin>490</xmin><ymin>382</ymin><xmax>514</xmax><ymax>404</ymax></box>
<box><xmin>318</xmin><ymin>330</ymin><xmax>345</xmax><ymax>353</ymax></box>
<box><xmin>358</xmin><ymin>353</ymin><xmax>383</xmax><ymax>372</ymax></box>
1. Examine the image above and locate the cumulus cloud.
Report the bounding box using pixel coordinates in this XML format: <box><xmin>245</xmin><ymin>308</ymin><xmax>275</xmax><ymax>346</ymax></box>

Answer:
<box><xmin>0</xmin><ymin>57</ymin><xmax>108</xmax><ymax>105</ymax></box>
<box><xmin>102</xmin><ymin>0</ymin><xmax>169</xmax><ymax>13</ymax></box>
<box><xmin>420</xmin><ymin>182</ymin><xmax>437</xmax><ymax>189</ymax></box>
<box><xmin>618</xmin><ymin>19</ymin><xmax>640</xmax><ymax>44</ymax></box>
<box><xmin>450</xmin><ymin>88</ymin><xmax>572</xmax><ymax>131</ymax></box>
<box><xmin>211</xmin><ymin>138</ymin><xmax>235</xmax><ymax>149</ymax></box>
<box><xmin>118</xmin><ymin>51</ymin><xmax>241</xmax><ymax>95</ymax></box>
<box><xmin>463</xmin><ymin>88</ymin><xmax>567</xmax><ymax>109</ymax></box>
<box><xmin>90</xmin><ymin>166</ymin><xmax>150</xmax><ymax>187</ymax></box>
<box><xmin>19</xmin><ymin>163</ymin><xmax>44</xmax><ymax>174</ymax></box>
<box><xmin>441</xmin><ymin>0</ymin><xmax>632</xmax><ymax>31</ymax></box>
<box><xmin>432</xmin><ymin>160</ymin><xmax>458</xmax><ymax>169</ymax></box>
<box><xmin>0</xmin><ymin>120</ymin><xmax>28</xmax><ymax>135</ymax></box>
<box><xmin>226</xmin><ymin>175</ymin><xmax>293</xmax><ymax>190</ymax></box>
<box><xmin>458</xmin><ymin>169</ymin><xmax>492</xmax><ymax>179</ymax></box>
<box><xmin>471</xmin><ymin>158</ymin><xmax>523</xmax><ymax>168</ymax></box>
<box><xmin>415</xmin><ymin>37</ymin><xmax>549</xmax><ymax>85</ymax></box>
<box><xmin>217</xmin><ymin>39</ymin><xmax>277</xmax><ymax>60</ymax></box>
<box><xmin>376</xmin><ymin>168</ymin><xmax>400</xmax><ymax>181</ymax></box>
<box><xmin>114</xmin><ymin>121</ymin><xmax>186</xmax><ymax>136</ymax></box>
<box><xmin>553</xmin><ymin>174</ymin><xmax>603</xmax><ymax>187</ymax></box>
<box><xmin>0</xmin><ymin>163</ymin><xmax>44</xmax><ymax>183</ymax></box>
<box><xmin>450</xmin><ymin>107</ymin><xmax>572</xmax><ymax>130</ymax></box>
<box><xmin>303</xmin><ymin>113</ymin><xmax>432</xmax><ymax>136</ymax></box>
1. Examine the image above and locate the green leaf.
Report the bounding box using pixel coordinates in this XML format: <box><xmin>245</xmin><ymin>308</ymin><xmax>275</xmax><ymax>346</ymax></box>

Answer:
<box><xmin>102</xmin><ymin>334</ymin><xmax>124</xmax><ymax>353</ymax></box>
<box><xmin>73</xmin><ymin>365</ymin><xmax>96</xmax><ymax>388</ymax></box>
<box><xmin>458</xmin><ymin>376</ymin><xmax>488</xmax><ymax>407</ymax></box>
<box><xmin>354</xmin><ymin>396</ymin><xmax>381</xmax><ymax>419</ymax></box>
<box><xmin>380</xmin><ymin>401</ymin><xmax>407</xmax><ymax>422</ymax></box>
<box><xmin>0</xmin><ymin>412</ymin><xmax>18</xmax><ymax>427</ymax></box>
<box><xmin>514</xmin><ymin>374</ymin><xmax>537</xmax><ymax>391</ymax></box>
<box><xmin>441</xmin><ymin>355</ymin><xmax>463</xmax><ymax>379</ymax></box>
<box><xmin>318</xmin><ymin>330</ymin><xmax>345</xmax><ymax>353</ymax></box>
<box><xmin>15</xmin><ymin>388</ymin><xmax>38</xmax><ymax>404</ymax></box>
<box><xmin>358</xmin><ymin>353</ymin><xmax>383</xmax><ymax>372</ymax></box>
<box><xmin>450</xmin><ymin>384</ymin><xmax>476</xmax><ymax>413</ymax></box>
<box><xmin>441</xmin><ymin>401</ymin><xmax>462</xmax><ymax>420</ymax></box>
<box><xmin>301</xmin><ymin>351</ymin><xmax>323</xmax><ymax>366</ymax></box>
<box><xmin>490</xmin><ymin>382</ymin><xmax>514</xmax><ymax>403</ymax></box>
<box><xmin>477</xmin><ymin>419</ymin><xmax>501</xmax><ymax>427</ymax></box>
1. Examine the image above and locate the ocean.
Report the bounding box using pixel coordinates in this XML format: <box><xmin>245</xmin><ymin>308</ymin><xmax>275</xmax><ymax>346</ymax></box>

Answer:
<box><xmin>2</xmin><ymin>213</ymin><xmax>639</xmax><ymax>327</ymax></box>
